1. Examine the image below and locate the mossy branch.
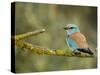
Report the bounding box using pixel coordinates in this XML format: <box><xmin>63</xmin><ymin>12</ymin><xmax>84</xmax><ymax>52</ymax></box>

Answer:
<box><xmin>15</xmin><ymin>40</ymin><xmax>92</xmax><ymax>57</ymax></box>
<box><xmin>12</xmin><ymin>29</ymin><xmax>93</xmax><ymax>57</ymax></box>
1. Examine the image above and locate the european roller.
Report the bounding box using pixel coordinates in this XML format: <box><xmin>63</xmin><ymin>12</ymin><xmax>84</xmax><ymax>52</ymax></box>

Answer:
<box><xmin>64</xmin><ymin>24</ymin><xmax>93</xmax><ymax>55</ymax></box>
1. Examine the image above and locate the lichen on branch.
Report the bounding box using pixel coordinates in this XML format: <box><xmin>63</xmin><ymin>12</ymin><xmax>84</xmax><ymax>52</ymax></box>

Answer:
<box><xmin>15</xmin><ymin>40</ymin><xmax>92</xmax><ymax>57</ymax></box>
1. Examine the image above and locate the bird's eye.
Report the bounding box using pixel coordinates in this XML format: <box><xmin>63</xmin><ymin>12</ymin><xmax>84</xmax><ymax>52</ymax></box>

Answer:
<box><xmin>69</xmin><ymin>27</ymin><xmax>74</xmax><ymax>29</ymax></box>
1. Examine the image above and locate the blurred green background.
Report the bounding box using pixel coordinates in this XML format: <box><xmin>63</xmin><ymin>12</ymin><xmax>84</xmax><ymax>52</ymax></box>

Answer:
<box><xmin>14</xmin><ymin>2</ymin><xmax>97</xmax><ymax>73</ymax></box>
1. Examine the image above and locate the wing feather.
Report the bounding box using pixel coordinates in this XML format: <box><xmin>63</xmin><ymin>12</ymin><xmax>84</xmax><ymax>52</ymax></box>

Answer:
<box><xmin>70</xmin><ymin>32</ymin><xmax>88</xmax><ymax>48</ymax></box>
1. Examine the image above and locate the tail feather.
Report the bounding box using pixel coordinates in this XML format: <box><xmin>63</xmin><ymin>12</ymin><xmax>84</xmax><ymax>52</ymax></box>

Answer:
<box><xmin>77</xmin><ymin>48</ymin><xmax>93</xmax><ymax>55</ymax></box>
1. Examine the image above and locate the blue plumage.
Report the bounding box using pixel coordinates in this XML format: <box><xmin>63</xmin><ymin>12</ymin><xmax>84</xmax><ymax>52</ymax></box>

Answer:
<box><xmin>65</xmin><ymin>24</ymin><xmax>80</xmax><ymax>51</ymax></box>
<box><xmin>66</xmin><ymin>36</ymin><xmax>79</xmax><ymax>51</ymax></box>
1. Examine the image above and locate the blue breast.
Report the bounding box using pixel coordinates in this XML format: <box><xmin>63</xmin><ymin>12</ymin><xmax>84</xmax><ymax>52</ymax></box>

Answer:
<box><xmin>66</xmin><ymin>36</ymin><xmax>79</xmax><ymax>51</ymax></box>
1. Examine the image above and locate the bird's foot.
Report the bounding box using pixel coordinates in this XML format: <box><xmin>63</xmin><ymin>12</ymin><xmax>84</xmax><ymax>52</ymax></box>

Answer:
<box><xmin>71</xmin><ymin>51</ymin><xmax>81</xmax><ymax>56</ymax></box>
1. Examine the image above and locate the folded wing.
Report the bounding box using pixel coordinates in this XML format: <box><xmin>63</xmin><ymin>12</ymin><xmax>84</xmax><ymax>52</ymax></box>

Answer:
<box><xmin>70</xmin><ymin>32</ymin><xmax>88</xmax><ymax>49</ymax></box>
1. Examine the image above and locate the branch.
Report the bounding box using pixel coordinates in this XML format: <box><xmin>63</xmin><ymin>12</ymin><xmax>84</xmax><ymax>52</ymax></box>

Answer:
<box><xmin>12</xmin><ymin>29</ymin><xmax>46</xmax><ymax>41</ymax></box>
<box><xmin>15</xmin><ymin>40</ymin><xmax>92</xmax><ymax>57</ymax></box>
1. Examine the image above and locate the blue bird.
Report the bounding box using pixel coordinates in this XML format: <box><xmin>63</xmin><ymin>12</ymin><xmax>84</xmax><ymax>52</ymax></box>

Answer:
<box><xmin>64</xmin><ymin>24</ymin><xmax>93</xmax><ymax>55</ymax></box>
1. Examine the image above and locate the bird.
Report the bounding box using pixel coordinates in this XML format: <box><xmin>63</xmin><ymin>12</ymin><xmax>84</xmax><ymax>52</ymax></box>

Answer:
<box><xmin>64</xmin><ymin>24</ymin><xmax>93</xmax><ymax>55</ymax></box>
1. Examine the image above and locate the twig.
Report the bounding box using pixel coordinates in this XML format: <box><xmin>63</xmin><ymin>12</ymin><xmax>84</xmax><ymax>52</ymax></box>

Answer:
<box><xmin>12</xmin><ymin>29</ymin><xmax>46</xmax><ymax>41</ymax></box>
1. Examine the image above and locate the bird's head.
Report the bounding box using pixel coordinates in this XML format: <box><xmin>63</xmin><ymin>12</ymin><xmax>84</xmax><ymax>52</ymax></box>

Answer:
<box><xmin>64</xmin><ymin>24</ymin><xmax>80</xmax><ymax>35</ymax></box>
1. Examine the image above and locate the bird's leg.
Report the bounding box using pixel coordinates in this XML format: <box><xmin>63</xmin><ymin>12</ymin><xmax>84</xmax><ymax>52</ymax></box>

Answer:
<box><xmin>72</xmin><ymin>50</ymin><xmax>81</xmax><ymax>56</ymax></box>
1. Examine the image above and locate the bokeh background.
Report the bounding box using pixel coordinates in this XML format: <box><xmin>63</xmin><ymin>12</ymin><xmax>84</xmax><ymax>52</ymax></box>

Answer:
<box><xmin>14</xmin><ymin>2</ymin><xmax>97</xmax><ymax>73</ymax></box>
